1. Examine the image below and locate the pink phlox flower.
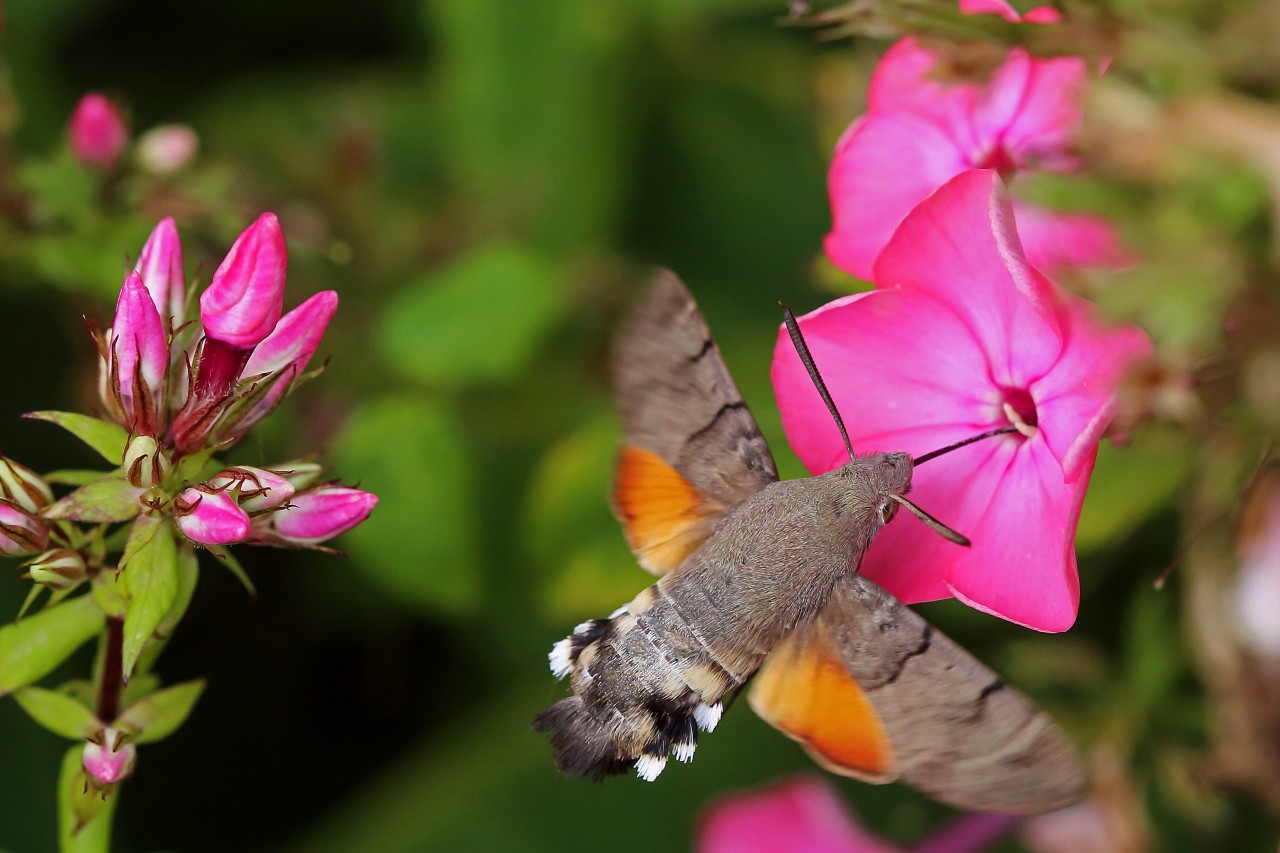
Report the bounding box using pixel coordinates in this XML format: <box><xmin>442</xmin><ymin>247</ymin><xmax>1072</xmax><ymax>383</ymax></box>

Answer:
<box><xmin>699</xmin><ymin>776</ymin><xmax>901</xmax><ymax>853</ymax></box>
<box><xmin>774</xmin><ymin>170</ymin><xmax>1151</xmax><ymax>631</ymax></box>
<box><xmin>698</xmin><ymin>775</ymin><xmax>1021</xmax><ymax>853</ymax></box>
<box><xmin>825</xmin><ymin>0</ymin><xmax>1121</xmax><ymax>280</ymax></box>
<box><xmin>82</xmin><ymin>728</ymin><xmax>136</xmax><ymax>786</ymax></box>
<box><xmin>68</xmin><ymin>93</ymin><xmax>128</xmax><ymax>170</ymax></box>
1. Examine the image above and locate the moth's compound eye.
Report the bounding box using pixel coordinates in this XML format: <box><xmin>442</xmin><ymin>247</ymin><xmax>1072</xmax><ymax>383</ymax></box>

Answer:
<box><xmin>879</xmin><ymin>501</ymin><xmax>898</xmax><ymax>524</ymax></box>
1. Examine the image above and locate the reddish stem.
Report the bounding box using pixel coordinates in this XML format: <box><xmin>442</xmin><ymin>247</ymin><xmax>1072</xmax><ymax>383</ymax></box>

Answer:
<box><xmin>97</xmin><ymin>617</ymin><xmax>125</xmax><ymax>723</ymax></box>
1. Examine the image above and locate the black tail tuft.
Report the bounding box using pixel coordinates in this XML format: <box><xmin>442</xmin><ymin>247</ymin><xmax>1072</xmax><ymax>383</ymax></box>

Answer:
<box><xmin>533</xmin><ymin>698</ymin><xmax>632</xmax><ymax>781</ymax></box>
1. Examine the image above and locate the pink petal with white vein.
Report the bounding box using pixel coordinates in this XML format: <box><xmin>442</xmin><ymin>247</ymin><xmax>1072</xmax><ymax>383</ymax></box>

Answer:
<box><xmin>772</xmin><ymin>289</ymin><xmax>993</xmax><ymax>476</ymax></box>
<box><xmin>1032</xmin><ymin>295</ymin><xmax>1153</xmax><ymax>482</ymax></box>
<box><xmin>946</xmin><ymin>440</ymin><xmax>1094</xmax><ymax>632</ymax></box>
<box><xmin>873</xmin><ymin>170</ymin><xmax>1063</xmax><ymax>387</ymax></box>
<box><xmin>825</xmin><ymin>113</ymin><xmax>969</xmax><ymax>281</ymax></box>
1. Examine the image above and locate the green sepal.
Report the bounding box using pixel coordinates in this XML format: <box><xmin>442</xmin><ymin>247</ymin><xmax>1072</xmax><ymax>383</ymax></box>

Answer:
<box><xmin>120</xmin><ymin>518</ymin><xmax>178</xmax><ymax>681</ymax></box>
<box><xmin>58</xmin><ymin>744</ymin><xmax>118</xmax><ymax>848</ymax></box>
<box><xmin>45</xmin><ymin>476</ymin><xmax>144</xmax><ymax>524</ymax></box>
<box><xmin>24</xmin><ymin>411</ymin><xmax>129</xmax><ymax>466</ymax></box>
<box><xmin>13</xmin><ymin>686</ymin><xmax>100</xmax><ymax>739</ymax></box>
<box><xmin>14</xmin><ymin>584</ymin><xmax>46</xmax><ymax>622</ymax></box>
<box><xmin>0</xmin><ymin>595</ymin><xmax>104</xmax><ymax>696</ymax></box>
<box><xmin>116</xmin><ymin>678</ymin><xmax>206</xmax><ymax>744</ymax></box>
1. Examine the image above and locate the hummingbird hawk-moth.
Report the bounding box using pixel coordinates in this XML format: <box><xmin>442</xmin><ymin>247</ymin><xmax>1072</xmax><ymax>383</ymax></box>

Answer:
<box><xmin>533</xmin><ymin>271</ymin><xmax>1087</xmax><ymax>814</ymax></box>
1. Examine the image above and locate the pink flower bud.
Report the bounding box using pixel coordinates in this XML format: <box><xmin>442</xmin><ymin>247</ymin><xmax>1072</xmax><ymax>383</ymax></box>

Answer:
<box><xmin>135</xmin><ymin>123</ymin><xmax>198</xmax><ymax>174</ymax></box>
<box><xmin>173</xmin><ymin>488</ymin><xmax>250</xmax><ymax>545</ymax></box>
<box><xmin>258</xmin><ymin>485</ymin><xmax>377</xmax><ymax>546</ymax></box>
<box><xmin>134</xmin><ymin>217</ymin><xmax>185</xmax><ymax>327</ymax></box>
<box><xmin>215</xmin><ymin>291</ymin><xmax>338</xmax><ymax>440</ymax></box>
<box><xmin>25</xmin><ymin>549</ymin><xmax>88</xmax><ymax>590</ymax></box>
<box><xmin>0</xmin><ymin>455</ymin><xmax>53</xmax><ymax>513</ymax></box>
<box><xmin>199</xmin><ymin>213</ymin><xmax>287</xmax><ymax>349</ymax></box>
<box><xmin>204</xmin><ymin>466</ymin><xmax>295</xmax><ymax>513</ymax></box>
<box><xmin>82</xmin><ymin>728</ymin><xmax>136</xmax><ymax>785</ymax></box>
<box><xmin>244</xmin><ymin>291</ymin><xmax>337</xmax><ymax>377</ymax></box>
<box><xmin>105</xmin><ymin>273</ymin><xmax>168</xmax><ymax>436</ymax></box>
<box><xmin>68</xmin><ymin>93</ymin><xmax>128</xmax><ymax>170</ymax></box>
<box><xmin>0</xmin><ymin>499</ymin><xmax>49</xmax><ymax>556</ymax></box>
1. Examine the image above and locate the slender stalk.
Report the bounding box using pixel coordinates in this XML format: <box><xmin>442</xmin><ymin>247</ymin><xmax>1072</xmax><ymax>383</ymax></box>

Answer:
<box><xmin>97</xmin><ymin>617</ymin><xmax>125</xmax><ymax>723</ymax></box>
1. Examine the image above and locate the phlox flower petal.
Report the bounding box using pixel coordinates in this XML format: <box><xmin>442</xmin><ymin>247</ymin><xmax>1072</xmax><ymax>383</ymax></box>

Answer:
<box><xmin>776</xmin><ymin>170</ymin><xmax>1151</xmax><ymax>631</ymax></box>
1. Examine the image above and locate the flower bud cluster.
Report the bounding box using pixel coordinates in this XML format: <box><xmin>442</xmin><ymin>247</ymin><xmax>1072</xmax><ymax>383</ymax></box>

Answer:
<box><xmin>88</xmin><ymin>214</ymin><xmax>373</xmax><ymax>551</ymax></box>
<box><xmin>2</xmin><ymin>215</ymin><xmax>374</xmax><ymax>587</ymax></box>
<box><xmin>173</xmin><ymin>465</ymin><xmax>376</xmax><ymax>549</ymax></box>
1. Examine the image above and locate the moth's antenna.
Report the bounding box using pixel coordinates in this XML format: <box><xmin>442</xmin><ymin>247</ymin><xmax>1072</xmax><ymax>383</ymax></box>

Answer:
<box><xmin>782</xmin><ymin>304</ymin><xmax>853</xmax><ymax>462</ymax></box>
<box><xmin>913</xmin><ymin>426</ymin><xmax>1019</xmax><ymax>466</ymax></box>
<box><xmin>890</xmin><ymin>493</ymin><xmax>971</xmax><ymax>547</ymax></box>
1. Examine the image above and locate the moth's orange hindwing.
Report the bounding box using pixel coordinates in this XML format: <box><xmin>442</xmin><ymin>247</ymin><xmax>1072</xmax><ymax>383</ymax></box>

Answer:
<box><xmin>749</xmin><ymin>627</ymin><xmax>897</xmax><ymax>781</ymax></box>
<box><xmin>613</xmin><ymin>445</ymin><xmax>723</xmax><ymax>575</ymax></box>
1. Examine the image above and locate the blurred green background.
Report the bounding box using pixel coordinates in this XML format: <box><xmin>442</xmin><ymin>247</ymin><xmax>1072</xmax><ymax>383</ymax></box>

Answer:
<box><xmin>0</xmin><ymin>0</ymin><xmax>1276</xmax><ymax>850</ymax></box>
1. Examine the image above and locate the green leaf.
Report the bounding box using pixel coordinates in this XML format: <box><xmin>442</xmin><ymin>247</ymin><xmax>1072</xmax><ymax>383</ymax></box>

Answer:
<box><xmin>24</xmin><ymin>412</ymin><xmax>129</xmax><ymax>465</ymax></box>
<box><xmin>120</xmin><ymin>520</ymin><xmax>178</xmax><ymax>680</ymax></box>
<box><xmin>44</xmin><ymin>469</ymin><xmax>114</xmax><ymax>486</ymax></box>
<box><xmin>116</xmin><ymin>679</ymin><xmax>206</xmax><ymax>743</ymax></box>
<box><xmin>0</xmin><ymin>595</ymin><xmax>103</xmax><ymax>696</ymax></box>
<box><xmin>13</xmin><ymin>686</ymin><xmax>99</xmax><ymax>739</ymax></box>
<box><xmin>378</xmin><ymin>244</ymin><xmax>568</xmax><ymax>387</ymax></box>
<box><xmin>119</xmin><ymin>515</ymin><xmax>161</xmax><ymax>571</ymax></box>
<box><xmin>45</xmin><ymin>476</ymin><xmax>144</xmax><ymax>523</ymax></box>
<box><xmin>58</xmin><ymin>745</ymin><xmax>117</xmax><ymax>850</ymax></box>
<box><xmin>155</xmin><ymin>544</ymin><xmax>199</xmax><ymax>640</ymax></box>
<box><xmin>331</xmin><ymin>396</ymin><xmax>479</xmax><ymax>615</ymax></box>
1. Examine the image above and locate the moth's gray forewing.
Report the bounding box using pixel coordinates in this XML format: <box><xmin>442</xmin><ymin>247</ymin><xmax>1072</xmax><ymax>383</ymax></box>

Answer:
<box><xmin>612</xmin><ymin>270</ymin><xmax>779</xmax><ymax>507</ymax></box>
<box><xmin>825</xmin><ymin>574</ymin><xmax>1089</xmax><ymax>814</ymax></box>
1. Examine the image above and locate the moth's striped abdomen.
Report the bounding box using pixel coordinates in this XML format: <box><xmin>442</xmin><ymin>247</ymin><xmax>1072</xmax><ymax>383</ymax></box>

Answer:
<box><xmin>535</xmin><ymin>583</ymin><xmax>740</xmax><ymax>781</ymax></box>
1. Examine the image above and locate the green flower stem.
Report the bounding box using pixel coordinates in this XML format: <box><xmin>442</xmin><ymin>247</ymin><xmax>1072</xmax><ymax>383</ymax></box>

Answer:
<box><xmin>96</xmin><ymin>617</ymin><xmax>124</xmax><ymax>724</ymax></box>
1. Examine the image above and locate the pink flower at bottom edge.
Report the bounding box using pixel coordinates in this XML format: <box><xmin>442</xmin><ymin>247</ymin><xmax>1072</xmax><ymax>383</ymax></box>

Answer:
<box><xmin>777</xmin><ymin>170</ymin><xmax>1151</xmax><ymax>632</ymax></box>
<box><xmin>698</xmin><ymin>777</ymin><xmax>900</xmax><ymax>853</ymax></box>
